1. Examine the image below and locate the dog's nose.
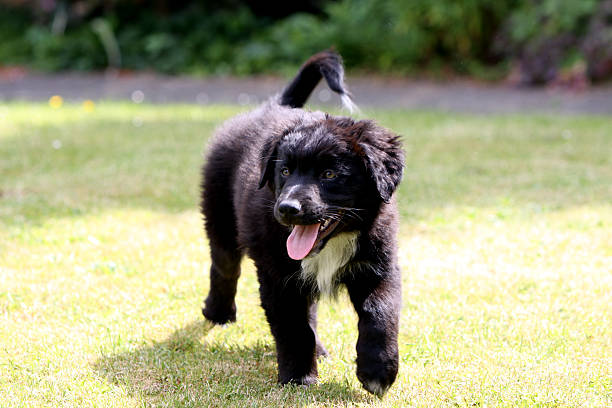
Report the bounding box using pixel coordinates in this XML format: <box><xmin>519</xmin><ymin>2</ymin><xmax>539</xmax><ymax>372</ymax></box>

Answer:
<box><xmin>278</xmin><ymin>199</ymin><xmax>302</xmax><ymax>216</ymax></box>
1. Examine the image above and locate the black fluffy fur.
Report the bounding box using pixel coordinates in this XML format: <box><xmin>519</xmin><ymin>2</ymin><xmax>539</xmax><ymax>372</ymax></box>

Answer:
<box><xmin>279</xmin><ymin>50</ymin><xmax>350</xmax><ymax>108</ymax></box>
<box><xmin>200</xmin><ymin>51</ymin><xmax>404</xmax><ymax>396</ymax></box>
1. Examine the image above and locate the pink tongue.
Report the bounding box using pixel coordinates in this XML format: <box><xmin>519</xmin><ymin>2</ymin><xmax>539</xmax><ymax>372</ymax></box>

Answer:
<box><xmin>286</xmin><ymin>224</ymin><xmax>321</xmax><ymax>260</ymax></box>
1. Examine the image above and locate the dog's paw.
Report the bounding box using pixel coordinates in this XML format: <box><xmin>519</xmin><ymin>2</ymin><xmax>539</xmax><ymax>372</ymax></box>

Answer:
<box><xmin>356</xmin><ymin>355</ymin><xmax>398</xmax><ymax>397</ymax></box>
<box><xmin>361</xmin><ymin>379</ymin><xmax>389</xmax><ymax>397</ymax></box>
<box><xmin>201</xmin><ymin>301</ymin><xmax>236</xmax><ymax>325</ymax></box>
<box><xmin>315</xmin><ymin>341</ymin><xmax>329</xmax><ymax>359</ymax></box>
<box><xmin>280</xmin><ymin>375</ymin><xmax>318</xmax><ymax>386</ymax></box>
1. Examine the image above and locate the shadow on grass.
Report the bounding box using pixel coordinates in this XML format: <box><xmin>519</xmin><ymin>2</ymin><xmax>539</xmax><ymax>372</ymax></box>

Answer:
<box><xmin>93</xmin><ymin>319</ymin><xmax>368</xmax><ymax>407</ymax></box>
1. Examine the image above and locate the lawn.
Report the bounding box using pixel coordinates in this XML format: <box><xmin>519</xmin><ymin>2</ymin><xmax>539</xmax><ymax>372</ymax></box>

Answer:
<box><xmin>0</xmin><ymin>102</ymin><xmax>610</xmax><ymax>407</ymax></box>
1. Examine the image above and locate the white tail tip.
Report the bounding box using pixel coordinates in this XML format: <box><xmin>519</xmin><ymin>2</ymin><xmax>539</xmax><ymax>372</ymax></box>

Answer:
<box><xmin>341</xmin><ymin>93</ymin><xmax>361</xmax><ymax>115</ymax></box>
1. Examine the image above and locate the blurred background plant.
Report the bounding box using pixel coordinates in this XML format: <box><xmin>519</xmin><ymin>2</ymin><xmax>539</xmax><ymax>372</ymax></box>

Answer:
<box><xmin>0</xmin><ymin>0</ymin><xmax>610</xmax><ymax>84</ymax></box>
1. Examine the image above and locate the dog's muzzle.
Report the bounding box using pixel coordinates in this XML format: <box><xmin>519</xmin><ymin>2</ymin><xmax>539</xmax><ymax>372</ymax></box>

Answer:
<box><xmin>275</xmin><ymin>199</ymin><xmax>343</xmax><ymax>260</ymax></box>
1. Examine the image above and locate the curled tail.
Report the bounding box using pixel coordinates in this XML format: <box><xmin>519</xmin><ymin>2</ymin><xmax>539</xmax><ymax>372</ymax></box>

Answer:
<box><xmin>280</xmin><ymin>50</ymin><xmax>358</xmax><ymax>113</ymax></box>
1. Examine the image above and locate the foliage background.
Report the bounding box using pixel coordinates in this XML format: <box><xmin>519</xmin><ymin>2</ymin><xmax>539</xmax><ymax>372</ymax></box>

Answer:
<box><xmin>1</xmin><ymin>0</ymin><xmax>611</xmax><ymax>83</ymax></box>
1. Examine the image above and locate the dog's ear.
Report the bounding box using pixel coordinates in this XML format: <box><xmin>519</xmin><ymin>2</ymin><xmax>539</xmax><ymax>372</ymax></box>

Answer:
<box><xmin>351</xmin><ymin>120</ymin><xmax>404</xmax><ymax>203</ymax></box>
<box><xmin>258</xmin><ymin>136</ymin><xmax>280</xmax><ymax>190</ymax></box>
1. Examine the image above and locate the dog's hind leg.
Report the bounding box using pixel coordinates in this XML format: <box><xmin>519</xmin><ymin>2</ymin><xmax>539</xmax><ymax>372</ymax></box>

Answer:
<box><xmin>201</xmin><ymin>168</ymin><xmax>243</xmax><ymax>325</ymax></box>
<box><xmin>202</xmin><ymin>243</ymin><xmax>242</xmax><ymax>324</ymax></box>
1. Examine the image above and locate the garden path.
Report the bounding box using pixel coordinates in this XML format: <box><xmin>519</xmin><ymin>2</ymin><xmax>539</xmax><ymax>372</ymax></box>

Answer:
<box><xmin>1</xmin><ymin>70</ymin><xmax>611</xmax><ymax>114</ymax></box>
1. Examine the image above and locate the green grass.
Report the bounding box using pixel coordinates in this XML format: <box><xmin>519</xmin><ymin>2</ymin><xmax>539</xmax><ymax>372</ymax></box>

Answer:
<box><xmin>0</xmin><ymin>102</ymin><xmax>610</xmax><ymax>407</ymax></box>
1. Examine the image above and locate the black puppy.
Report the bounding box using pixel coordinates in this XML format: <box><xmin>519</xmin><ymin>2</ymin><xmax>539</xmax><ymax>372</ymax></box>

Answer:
<box><xmin>200</xmin><ymin>51</ymin><xmax>404</xmax><ymax>396</ymax></box>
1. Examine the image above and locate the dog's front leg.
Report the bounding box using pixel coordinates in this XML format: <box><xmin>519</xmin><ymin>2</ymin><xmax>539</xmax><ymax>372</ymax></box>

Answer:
<box><xmin>346</xmin><ymin>268</ymin><xmax>401</xmax><ymax>396</ymax></box>
<box><xmin>258</xmin><ymin>270</ymin><xmax>318</xmax><ymax>385</ymax></box>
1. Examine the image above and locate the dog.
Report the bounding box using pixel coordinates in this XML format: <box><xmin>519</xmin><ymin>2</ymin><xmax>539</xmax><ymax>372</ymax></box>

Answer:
<box><xmin>200</xmin><ymin>51</ymin><xmax>404</xmax><ymax>396</ymax></box>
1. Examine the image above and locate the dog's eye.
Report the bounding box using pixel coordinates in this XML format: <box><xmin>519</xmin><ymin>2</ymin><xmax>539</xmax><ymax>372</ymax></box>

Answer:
<box><xmin>322</xmin><ymin>170</ymin><xmax>336</xmax><ymax>180</ymax></box>
<box><xmin>280</xmin><ymin>167</ymin><xmax>290</xmax><ymax>177</ymax></box>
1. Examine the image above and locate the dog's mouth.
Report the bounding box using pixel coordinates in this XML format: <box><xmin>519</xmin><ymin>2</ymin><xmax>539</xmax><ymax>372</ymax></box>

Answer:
<box><xmin>286</xmin><ymin>216</ymin><xmax>342</xmax><ymax>260</ymax></box>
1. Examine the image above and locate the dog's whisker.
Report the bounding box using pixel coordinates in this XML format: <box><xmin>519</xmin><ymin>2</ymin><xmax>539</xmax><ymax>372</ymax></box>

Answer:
<box><xmin>328</xmin><ymin>205</ymin><xmax>366</xmax><ymax>212</ymax></box>
<box><xmin>324</xmin><ymin>209</ymin><xmax>363</xmax><ymax>221</ymax></box>
<box><xmin>344</xmin><ymin>211</ymin><xmax>364</xmax><ymax>221</ymax></box>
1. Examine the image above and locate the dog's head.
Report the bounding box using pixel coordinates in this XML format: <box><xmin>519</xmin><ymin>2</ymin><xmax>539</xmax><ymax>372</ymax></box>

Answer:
<box><xmin>258</xmin><ymin>116</ymin><xmax>404</xmax><ymax>260</ymax></box>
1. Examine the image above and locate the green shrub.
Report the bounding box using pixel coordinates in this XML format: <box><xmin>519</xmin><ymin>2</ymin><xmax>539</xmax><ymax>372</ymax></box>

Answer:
<box><xmin>25</xmin><ymin>25</ymin><xmax>106</xmax><ymax>71</ymax></box>
<box><xmin>0</xmin><ymin>1</ymin><xmax>516</xmax><ymax>75</ymax></box>
<box><xmin>502</xmin><ymin>0</ymin><xmax>611</xmax><ymax>84</ymax></box>
<box><xmin>0</xmin><ymin>7</ymin><xmax>32</xmax><ymax>65</ymax></box>
<box><xmin>508</xmin><ymin>0</ymin><xmax>599</xmax><ymax>43</ymax></box>
<box><xmin>0</xmin><ymin>0</ymin><xmax>609</xmax><ymax>82</ymax></box>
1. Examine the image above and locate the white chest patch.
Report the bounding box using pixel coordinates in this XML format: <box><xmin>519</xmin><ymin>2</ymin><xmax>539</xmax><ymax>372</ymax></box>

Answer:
<box><xmin>300</xmin><ymin>232</ymin><xmax>359</xmax><ymax>297</ymax></box>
